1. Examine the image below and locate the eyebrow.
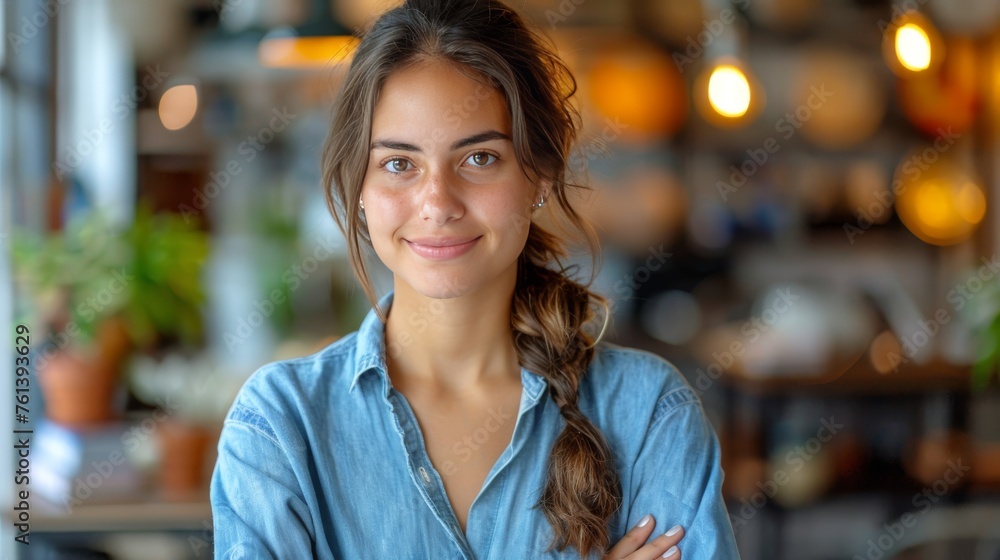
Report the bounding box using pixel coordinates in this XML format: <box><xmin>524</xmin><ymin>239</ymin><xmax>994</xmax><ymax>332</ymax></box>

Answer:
<box><xmin>370</xmin><ymin>130</ymin><xmax>511</xmax><ymax>153</ymax></box>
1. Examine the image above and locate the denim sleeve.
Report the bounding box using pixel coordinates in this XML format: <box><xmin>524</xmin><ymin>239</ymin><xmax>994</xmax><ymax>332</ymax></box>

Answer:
<box><xmin>626</xmin><ymin>388</ymin><xmax>740</xmax><ymax>559</ymax></box>
<box><xmin>210</xmin><ymin>402</ymin><xmax>316</xmax><ymax>560</ymax></box>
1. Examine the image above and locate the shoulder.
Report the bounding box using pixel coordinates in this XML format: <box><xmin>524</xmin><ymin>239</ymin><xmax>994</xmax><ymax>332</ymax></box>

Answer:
<box><xmin>584</xmin><ymin>341</ymin><xmax>702</xmax><ymax>424</ymax></box>
<box><xmin>226</xmin><ymin>332</ymin><xmax>360</xmax><ymax>429</ymax></box>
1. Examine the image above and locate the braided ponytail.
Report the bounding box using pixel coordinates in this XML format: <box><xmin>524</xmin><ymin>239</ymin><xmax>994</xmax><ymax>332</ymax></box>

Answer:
<box><xmin>513</xmin><ymin>226</ymin><xmax>619</xmax><ymax>556</ymax></box>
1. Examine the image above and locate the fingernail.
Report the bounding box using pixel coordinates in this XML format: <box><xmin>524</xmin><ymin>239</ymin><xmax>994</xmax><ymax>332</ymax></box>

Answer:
<box><xmin>662</xmin><ymin>545</ymin><xmax>678</xmax><ymax>558</ymax></box>
<box><xmin>636</xmin><ymin>514</ymin><xmax>651</xmax><ymax>528</ymax></box>
<box><xmin>665</xmin><ymin>525</ymin><xmax>682</xmax><ymax>537</ymax></box>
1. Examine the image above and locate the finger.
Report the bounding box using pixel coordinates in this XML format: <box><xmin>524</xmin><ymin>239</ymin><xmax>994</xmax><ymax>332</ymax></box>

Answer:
<box><xmin>629</xmin><ymin>524</ymin><xmax>685</xmax><ymax>560</ymax></box>
<box><xmin>604</xmin><ymin>514</ymin><xmax>656</xmax><ymax>559</ymax></box>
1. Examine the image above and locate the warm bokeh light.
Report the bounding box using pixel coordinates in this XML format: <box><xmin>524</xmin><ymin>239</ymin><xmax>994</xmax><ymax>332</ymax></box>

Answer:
<box><xmin>794</xmin><ymin>48</ymin><xmax>886</xmax><ymax>149</ymax></box>
<box><xmin>882</xmin><ymin>11</ymin><xmax>944</xmax><ymax>77</ymax></box>
<box><xmin>895</xmin><ymin>23</ymin><xmax>932</xmax><ymax>71</ymax></box>
<box><xmin>585</xmin><ymin>39</ymin><xmax>688</xmax><ymax>139</ymax></box>
<box><xmin>158</xmin><ymin>84</ymin><xmax>198</xmax><ymax>131</ymax></box>
<box><xmin>707</xmin><ymin>65</ymin><xmax>751</xmax><ymax>118</ymax></box>
<box><xmin>693</xmin><ymin>58</ymin><xmax>764</xmax><ymax>128</ymax></box>
<box><xmin>259</xmin><ymin>36</ymin><xmax>358</xmax><ymax>68</ymax></box>
<box><xmin>913</xmin><ymin>182</ymin><xmax>953</xmax><ymax>229</ymax></box>
<box><xmin>956</xmin><ymin>182</ymin><xmax>987</xmax><ymax>224</ymax></box>
<box><xmin>897</xmin><ymin>37</ymin><xmax>978</xmax><ymax>136</ymax></box>
<box><xmin>908</xmin><ymin>179</ymin><xmax>987</xmax><ymax>237</ymax></box>
<box><xmin>894</xmin><ymin>152</ymin><xmax>987</xmax><ymax>246</ymax></box>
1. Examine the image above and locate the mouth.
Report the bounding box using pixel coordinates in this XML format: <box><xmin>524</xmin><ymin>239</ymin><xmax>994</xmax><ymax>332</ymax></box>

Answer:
<box><xmin>405</xmin><ymin>236</ymin><xmax>482</xmax><ymax>261</ymax></box>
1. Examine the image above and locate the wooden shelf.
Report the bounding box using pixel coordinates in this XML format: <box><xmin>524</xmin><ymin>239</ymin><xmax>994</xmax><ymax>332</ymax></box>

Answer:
<box><xmin>718</xmin><ymin>356</ymin><xmax>971</xmax><ymax>397</ymax></box>
<box><xmin>7</xmin><ymin>496</ymin><xmax>211</xmax><ymax>533</ymax></box>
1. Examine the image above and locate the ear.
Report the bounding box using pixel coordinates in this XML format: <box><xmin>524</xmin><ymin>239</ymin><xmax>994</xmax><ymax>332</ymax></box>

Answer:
<box><xmin>537</xmin><ymin>179</ymin><xmax>553</xmax><ymax>200</ymax></box>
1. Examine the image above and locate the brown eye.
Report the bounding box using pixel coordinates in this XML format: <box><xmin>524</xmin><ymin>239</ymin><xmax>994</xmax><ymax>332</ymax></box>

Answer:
<box><xmin>385</xmin><ymin>158</ymin><xmax>411</xmax><ymax>173</ymax></box>
<box><xmin>468</xmin><ymin>152</ymin><xmax>497</xmax><ymax>167</ymax></box>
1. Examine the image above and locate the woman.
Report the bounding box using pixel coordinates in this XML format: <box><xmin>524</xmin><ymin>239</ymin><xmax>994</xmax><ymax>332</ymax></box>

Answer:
<box><xmin>210</xmin><ymin>1</ymin><xmax>739</xmax><ymax>558</ymax></box>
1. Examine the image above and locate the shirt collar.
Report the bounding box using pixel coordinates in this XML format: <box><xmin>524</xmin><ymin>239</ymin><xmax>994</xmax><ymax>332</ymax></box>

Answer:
<box><xmin>349</xmin><ymin>290</ymin><xmax>393</xmax><ymax>393</ymax></box>
<box><xmin>348</xmin><ymin>290</ymin><xmax>549</xmax><ymax>402</ymax></box>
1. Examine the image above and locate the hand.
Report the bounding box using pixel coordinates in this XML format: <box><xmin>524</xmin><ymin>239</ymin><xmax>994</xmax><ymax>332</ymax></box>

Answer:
<box><xmin>602</xmin><ymin>514</ymin><xmax>684</xmax><ymax>560</ymax></box>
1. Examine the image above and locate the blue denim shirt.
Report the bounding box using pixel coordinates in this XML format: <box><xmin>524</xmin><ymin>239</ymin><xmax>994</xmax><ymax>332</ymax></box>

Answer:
<box><xmin>210</xmin><ymin>290</ymin><xmax>740</xmax><ymax>559</ymax></box>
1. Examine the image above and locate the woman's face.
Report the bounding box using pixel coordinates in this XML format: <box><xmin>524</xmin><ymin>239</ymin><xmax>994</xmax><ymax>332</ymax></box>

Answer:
<box><xmin>361</xmin><ymin>58</ymin><xmax>545</xmax><ymax>300</ymax></box>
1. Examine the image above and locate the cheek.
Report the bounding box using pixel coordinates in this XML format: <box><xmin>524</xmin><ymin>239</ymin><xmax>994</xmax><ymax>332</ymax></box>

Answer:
<box><xmin>366</xmin><ymin>191</ymin><xmax>409</xmax><ymax>227</ymax></box>
<box><xmin>364</xmin><ymin>206</ymin><xmax>405</xmax><ymax>257</ymax></box>
<box><xmin>483</xmin><ymin>204</ymin><xmax>532</xmax><ymax>250</ymax></box>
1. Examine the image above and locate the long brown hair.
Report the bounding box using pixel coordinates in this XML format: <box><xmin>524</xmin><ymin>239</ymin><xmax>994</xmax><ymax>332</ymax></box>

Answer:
<box><xmin>321</xmin><ymin>0</ymin><xmax>619</xmax><ymax>555</ymax></box>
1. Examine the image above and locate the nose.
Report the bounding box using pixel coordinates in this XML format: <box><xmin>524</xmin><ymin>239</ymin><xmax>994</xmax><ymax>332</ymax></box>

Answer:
<box><xmin>418</xmin><ymin>168</ymin><xmax>464</xmax><ymax>225</ymax></box>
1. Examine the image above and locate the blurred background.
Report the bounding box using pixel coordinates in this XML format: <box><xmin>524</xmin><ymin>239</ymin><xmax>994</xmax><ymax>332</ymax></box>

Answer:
<box><xmin>1</xmin><ymin>0</ymin><xmax>1000</xmax><ymax>558</ymax></box>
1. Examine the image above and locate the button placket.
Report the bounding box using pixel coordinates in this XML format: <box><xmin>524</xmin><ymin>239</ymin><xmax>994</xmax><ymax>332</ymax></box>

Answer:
<box><xmin>388</xmin><ymin>388</ymin><xmax>476</xmax><ymax>558</ymax></box>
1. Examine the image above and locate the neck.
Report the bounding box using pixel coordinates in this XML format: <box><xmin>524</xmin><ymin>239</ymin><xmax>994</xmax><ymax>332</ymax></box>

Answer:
<box><xmin>384</xmin><ymin>276</ymin><xmax>521</xmax><ymax>395</ymax></box>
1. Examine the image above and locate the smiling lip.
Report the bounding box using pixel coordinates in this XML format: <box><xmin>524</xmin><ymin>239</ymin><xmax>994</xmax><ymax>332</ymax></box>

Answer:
<box><xmin>405</xmin><ymin>236</ymin><xmax>481</xmax><ymax>260</ymax></box>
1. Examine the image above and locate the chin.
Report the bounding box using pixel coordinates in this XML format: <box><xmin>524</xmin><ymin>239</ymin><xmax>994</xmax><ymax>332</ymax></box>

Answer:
<box><xmin>406</xmin><ymin>271</ymin><xmax>478</xmax><ymax>300</ymax></box>
<box><xmin>393</xmin><ymin>267</ymin><xmax>472</xmax><ymax>299</ymax></box>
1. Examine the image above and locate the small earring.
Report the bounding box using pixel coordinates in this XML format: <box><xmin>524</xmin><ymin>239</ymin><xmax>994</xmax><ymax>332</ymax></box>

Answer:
<box><xmin>359</xmin><ymin>198</ymin><xmax>365</xmax><ymax>211</ymax></box>
<box><xmin>531</xmin><ymin>194</ymin><xmax>547</xmax><ymax>210</ymax></box>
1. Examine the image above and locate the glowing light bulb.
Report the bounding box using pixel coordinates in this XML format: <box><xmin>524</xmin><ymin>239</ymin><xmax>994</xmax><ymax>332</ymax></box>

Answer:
<box><xmin>895</xmin><ymin>23</ymin><xmax>932</xmax><ymax>72</ymax></box>
<box><xmin>707</xmin><ymin>65</ymin><xmax>751</xmax><ymax>118</ymax></box>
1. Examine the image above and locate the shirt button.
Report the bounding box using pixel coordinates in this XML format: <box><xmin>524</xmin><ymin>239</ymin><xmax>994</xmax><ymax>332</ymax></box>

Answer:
<box><xmin>419</xmin><ymin>466</ymin><xmax>430</xmax><ymax>484</ymax></box>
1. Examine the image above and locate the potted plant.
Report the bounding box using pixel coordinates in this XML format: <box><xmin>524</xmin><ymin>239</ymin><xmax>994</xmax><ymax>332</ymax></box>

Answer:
<box><xmin>11</xmin><ymin>204</ymin><xmax>209</xmax><ymax>426</ymax></box>
<box><xmin>127</xmin><ymin>352</ymin><xmax>243</xmax><ymax>501</ymax></box>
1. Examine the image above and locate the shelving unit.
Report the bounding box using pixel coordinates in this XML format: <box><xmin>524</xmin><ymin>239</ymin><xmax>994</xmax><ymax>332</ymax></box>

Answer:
<box><xmin>714</xmin><ymin>359</ymin><xmax>1000</xmax><ymax>559</ymax></box>
<box><xmin>27</xmin><ymin>498</ymin><xmax>211</xmax><ymax>534</ymax></box>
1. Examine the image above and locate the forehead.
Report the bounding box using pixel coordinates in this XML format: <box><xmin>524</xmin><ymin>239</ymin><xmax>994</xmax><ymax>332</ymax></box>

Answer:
<box><xmin>372</xmin><ymin>59</ymin><xmax>511</xmax><ymax>142</ymax></box>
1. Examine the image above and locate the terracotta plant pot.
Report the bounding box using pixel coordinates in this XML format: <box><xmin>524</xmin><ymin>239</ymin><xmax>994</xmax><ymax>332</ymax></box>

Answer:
<box><xmin>95</xmin><ymin>314</ymin><xmax>133</xmax><ymax>375</ymax></box>
<box><xmin>37</xmin><ymin>315</ymin><xmax>132</xmax><ymax>426</ymax></box>
<box><xmin>158</xmin><ymin>420</ymin><xmax>213</xmax><ymax>500</ymax></box>
<box><xmin>37</xmin><ymin>349</ymin><xmax>119</xmax><ymax>426</ymax></box>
